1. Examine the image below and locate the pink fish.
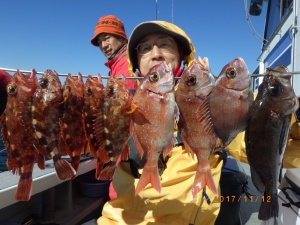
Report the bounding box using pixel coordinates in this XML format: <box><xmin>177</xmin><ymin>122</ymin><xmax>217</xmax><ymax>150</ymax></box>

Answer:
<box><xmin>175</xmin><ymin>57</ymin><xmax>219</xmax><ymax>199</ymax></box>
<box><xmin>209</xmin><ymin>57</ymin><xmax>253</xmax><ymax>147</ymax></box>
<box><xmin>131</xmin><ymin>62</ymin><xmax>177</xmax><ymax>195</ymax></box>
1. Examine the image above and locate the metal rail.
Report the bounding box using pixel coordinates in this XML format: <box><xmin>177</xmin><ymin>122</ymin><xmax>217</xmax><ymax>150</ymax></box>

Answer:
<box><xmin>1</xmin><ymin>67</ymin><xmax>300</xmax><ymax>80</ymax></box>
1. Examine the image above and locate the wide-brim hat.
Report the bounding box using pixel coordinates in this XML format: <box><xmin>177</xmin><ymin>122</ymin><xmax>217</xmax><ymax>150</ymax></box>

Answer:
<box><xmin>127</xmin><ymin>20</ymin><xmax>195</xmax><ymax>73</ymax></box>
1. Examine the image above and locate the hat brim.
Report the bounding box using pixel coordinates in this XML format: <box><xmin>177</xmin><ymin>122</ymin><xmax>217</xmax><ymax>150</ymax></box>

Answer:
<box><xmin>128</xmin><ymin>21</ymin><xmax>192</xmax><ymax>72</ymax></box>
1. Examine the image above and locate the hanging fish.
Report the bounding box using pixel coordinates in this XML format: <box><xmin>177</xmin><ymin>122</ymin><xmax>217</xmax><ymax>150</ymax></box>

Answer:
<box><xmin>175</xmin><ymin>57</ymin><xmax>220</xmax><ymax>199</ymax></box>
<box><xmin>32</xmin><ymin>69</ymin><xmax>76</xmax><ymax>180</ymax></box>
<box><xmin>61</xmin><ymin>73</ymin><xmax>87</xmax><ymax>173</ymax></box>
<box><xmin>245</xmin><ymin>66</ymin><xmax>299</xmax><ymax>223</ymax></box>
<box><xmin>209</xmin><ymin>57</ymin><xmax>253</xmax><ymax>147</ymax></box>
<box><xmin>83</xmin><ymin>74</ymin><xmax>106</xmax><ymax>178</ymax></box>
<box><xmin>131</xmin><ymin>62</ymin><xmax>177</xmax><ymax>195</ymax></box>
<box><xmin>95</xmin><ymin>75</ymin><xmax>132</xmax><ymax>180</ymax></box>
<box><xmin>1</xmin><ymin>69</ymin><xmax>42</xmax><ymax>201</ymax></box>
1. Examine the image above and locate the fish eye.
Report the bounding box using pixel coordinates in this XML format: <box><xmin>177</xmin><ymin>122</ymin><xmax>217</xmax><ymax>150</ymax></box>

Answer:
<box><xmin>185</xmin><ymin>75</ymin><xmax>197</xmax><ymax>86</ymax></box>
<box><xmin>7</xmin><ymin>85</ymin><xmax>17</xmax><ymax>95</ymax></box>
<box><xmin>268</xmin><ymin>83</ymin><xmax>282</xmax><ymax>96</ymax></box>
<box><xmin>149</xmin><ymin>72</ymin><xmax>159</xmax><ymax>82</ymax></box>
<box><xmin>85</xmin><ymin>87</ymin><xmax>92</xmax><ymax>95</ymax></box>
<box><xmin>108</xmin><ymin>87</ymin><xmax>114</xmax><ymax>94</ymax></box>
<box><xmin>39</xmin><ymin>78</ymin><xmax>48</xmax><ymax>88</ymax></box>
<box><xmin>226</xmin><ymin>67</ymin><xmax>236</xmax><ymax>79</ymax></box>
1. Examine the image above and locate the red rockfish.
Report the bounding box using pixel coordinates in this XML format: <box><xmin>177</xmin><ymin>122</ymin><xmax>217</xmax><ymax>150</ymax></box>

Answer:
<box><xmin>2</xmin><ymin>70</ymin><xmax>41</xmax><ymax>201</ymax></box>
<box><xmin>32</xmin><ymin>70</ymin><xmax>76</xmax><ymax>180</ymax></box>
<box><xmin>95</xmin><ymin>75</ymin><xmax>132</xmax><ymax>180</ymax></box>
<box><xmin>61</xmin><ymin>73</ymin><xmax>87</xmax><ymax>173</ymax></box>
<box><xmin>83</xmin><ymin>74</ymin><xmax>105</xmax><ymax>179</ymax></box>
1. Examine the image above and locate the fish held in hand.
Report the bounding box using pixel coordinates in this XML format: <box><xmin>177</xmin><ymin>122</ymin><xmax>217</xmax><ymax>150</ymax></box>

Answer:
<box><xmin>2</xmin><ymin>69</ymin><xmax>39</xmax><ymax>201</ymax></box>
<box><xmin>32</xmin><ymin>69</ymin><xmax>76</xmax><ymax>180</ymax></box>
<box><xmin>245</xmin><ymin>66</ymin><xmax>299</xmax><ymax>222</ymax></box>
<box><xmin>96</xmin><ymin>75</ymin><xmax>132</xmax><ymax>180</ymax></box>
<box><xmin>132</xmin><ymin>62</ymin><xmax>177</xmax><ymax>195</ymax></box>
<box><xmin>209</xmin><ymin>57</ymin><xmax>253</xmax><ymax>147</ymax></box>
<box><xmin>175</xmin><ymin>57</ymin><xmax>219</xmax><ymax>199</ymax></box>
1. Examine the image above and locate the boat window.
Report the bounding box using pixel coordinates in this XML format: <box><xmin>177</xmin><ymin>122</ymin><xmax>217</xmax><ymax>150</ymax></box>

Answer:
<box><xmin>265</xmin><ymin>0</ymin><xmax>293</xmax><ymax>42</ymax></box>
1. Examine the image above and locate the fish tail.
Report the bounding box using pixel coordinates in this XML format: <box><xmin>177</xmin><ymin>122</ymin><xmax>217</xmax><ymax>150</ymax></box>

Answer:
<box><xmin>191</xmin><ymin>166</ymin><xmax>218</xmax><ymax>200</ymax></box>
<box><xmin>53</xmin><ymin>155</ymin><xmax>76</xmax><ymax>180</ymax></box>
<box><xmin>135</xmin><ymin>165</ymin><xmax>161</xmax><ymax>195</ymax></box>
<box><xmin>71</xmin><ymin>155</ymin><xmax>81</xmax><ymax>173</ymax></box>
<box><xmin>98</xmin><ymin>162</ymin><xmax>117</xmax><ymax>180</ymax></box>
<box><xmin>15</xmin><ymin>167</ymin><xmax>33</xmax><ymax>201</ymax></box>
<box><xmin>258</xmin><ymin>192</ymin><xmax>279</xmax><ymax>221</ymax></box>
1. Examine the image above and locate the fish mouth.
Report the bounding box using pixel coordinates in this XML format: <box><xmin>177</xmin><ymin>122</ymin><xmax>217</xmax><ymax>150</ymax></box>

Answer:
<box><xmin>283</xmin><ymin>97</ymin><xmax>299</xmax><ymax>115</ymax></box>
<box><xmin>146</xmin><ymin>84</ymin><xmax>174</xmax><ymax>98</ymax></box>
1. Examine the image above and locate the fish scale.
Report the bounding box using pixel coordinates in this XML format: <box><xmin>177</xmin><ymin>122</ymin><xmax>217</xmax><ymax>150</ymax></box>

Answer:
<box><xmin>83</xmin><ymin>74</ymin><xmax>105</xmax><ymax>179</ymax></box>
<box><xmin>95</xmin><ymin>75</ymin><xmax>132</xmax><ymax>180</ymax></box>
<box><xmin>175</xmin><ymin>57</ymin><xmax>219</xmax><ymax>200</ymax></box>
<box><xmin>61</xmin><ymin>72</ymin><xmax>87</xmax><ymax>173</ymax></box>
<box><xmin>209</xmin><ymin>57</ymin><xmax>253</xmax><ymax>148</ymax></box>
<box><xmin>132</xmin><ymin>62</ymin><xmax>177</xmax><ymax>195</ymax></box>
<box><xmin>1</xmin><ymin>69</ymin><xmax>42</xmax><ymax>201</ymax></box>
<box><xmin>32</xmin><ymin>69</ymin><xmax>76</xmax><ymax>180</ymax></box>
<box><xmin>246</xmin><ymin>66</ymin><xmax>299</xmax><ymax>223</ymax></box>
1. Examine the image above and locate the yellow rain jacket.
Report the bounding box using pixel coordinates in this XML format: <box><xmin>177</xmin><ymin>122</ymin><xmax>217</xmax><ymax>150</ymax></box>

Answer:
<box><xmin>97</xmin><ymin>20</ymin><xmax>300</xmax><ymax>224</ymax></box>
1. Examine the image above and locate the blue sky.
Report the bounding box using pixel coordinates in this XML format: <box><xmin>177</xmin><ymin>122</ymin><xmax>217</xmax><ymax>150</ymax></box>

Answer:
<box><xmin>0</xmin><ymin>0</ymin><xmax>267</xmax><ymax>82</ymax></box>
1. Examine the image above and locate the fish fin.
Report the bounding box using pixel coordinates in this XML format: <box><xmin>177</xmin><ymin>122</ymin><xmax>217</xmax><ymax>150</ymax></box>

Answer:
<box><xmin>135</xmin><ymin>164</ymin><xmax>161</xmax><ymax>195</ymax></box>
<box><xmin>128</xmin><ymin>102</ymin><xmax>138</xmax><ymax>114</ymax></box>
<box><xmin>120</xmin><ymin>144</ymin><xmax>130</xmax><ymax>161</ymax></box>
<box><xmin>258</xmin><ymin>192</ymin><xmax>279</xmax><ymax>221</ymax></box>
<box><xmin>70</xmin><ymin>155</ymin><xmax>81</xmax><ymax>173</ymax></box>
<box><xmin>95</xmin><ymin>147</ymin><xmax>110</xmax><ymax>164</ymax></box>
<box><xmin>163</xmin><ymin>137</ymin><xmax>175</xmax><ymax>159</ymax></box>
<box><xmin>174</xmin><ymin>102</ymin><xmax>180</xmax><ymax>123</ymax></box>
<box><xmin>98</xmin><ymin>161</ymin><xmax>118</xmax><ymax>180</ymax></box>
<box><xmin>95</xmin><ymin>159</ymin><xmax>105</xmax><ymax>180</ymax></box>
<box><xmin>94</xmin><ymin>111</ymin><xmax>106</xmax><ymax>152</ymax></box>
<box><xmin>191</xmin><ymin>162</ymin><xmax>218</xmax><ymax>200</ymax></box>
<box><xmin>14</xmin><ymin>164</ymin><xmax>34</xmax><ymax>201</ymax></box>
<box><xmin>212</xmin><ymin>137</ymin><xmax>223</xmax><ymax>153</ymax></box>
<box><xmin>36</xmin><ymin>153</ymin><xmax>45</xmax><ymax>170</ymax></box>
<box><xmin>250</xmin><ymin>166</ymin><xmax>265</xmax><ymax>192</ymax></box>
<box><xmin>53</xmin><ymin>155</ymin><xmax>76</xmax><ymax>180</ymax></box>
<box><xmin>181</xmin><ymin>132</ymin><xmax>194</xmax><ymax>156</ymax></box>
<box><xmin>132</xmin><ymin>130</ymin><xmax>144</xmax><ymax>159</ymax></box>
<box><xmin>132</xmin><ymin>106</ymin><xmax>151</xmax><ymax>125</ymax></box>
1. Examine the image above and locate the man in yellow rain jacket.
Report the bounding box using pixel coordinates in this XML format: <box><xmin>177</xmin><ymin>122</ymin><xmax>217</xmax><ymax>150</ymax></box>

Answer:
<box><xmin>97</xmin><ymin>20</ymin><xmax>300</xmax><ymax>225</ymax></box>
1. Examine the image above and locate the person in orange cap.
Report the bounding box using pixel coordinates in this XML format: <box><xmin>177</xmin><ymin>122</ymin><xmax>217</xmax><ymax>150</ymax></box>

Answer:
<box><xmin>91</xmin><ymin>15</ymin><xmax>137</xmax><ymax>90</ymax></box>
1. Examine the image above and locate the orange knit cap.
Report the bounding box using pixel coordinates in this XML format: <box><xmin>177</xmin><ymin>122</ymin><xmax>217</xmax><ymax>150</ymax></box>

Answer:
<box><xmin>90</xmin><ymin>15</ymin><xmax>127</xmax><ymax>46</ymax></box>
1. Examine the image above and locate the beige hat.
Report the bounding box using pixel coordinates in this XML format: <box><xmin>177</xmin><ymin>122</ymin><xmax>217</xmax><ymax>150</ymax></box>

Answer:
<box><xmin>127</xmin><ymin>20</ymin><xmax>195</xmax><ymax>73</ymax></box>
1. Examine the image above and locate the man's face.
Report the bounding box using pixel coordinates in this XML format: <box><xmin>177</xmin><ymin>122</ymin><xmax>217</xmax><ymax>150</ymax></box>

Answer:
<box><xmin>97</xmin><ymin>33</ymin><xmax>126</xmax><ymax>58</ymax></box>
<box><xmin>136</xmin><ymin>34</ymin><xmax>181</xmax><ymax>76</ymax></box>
